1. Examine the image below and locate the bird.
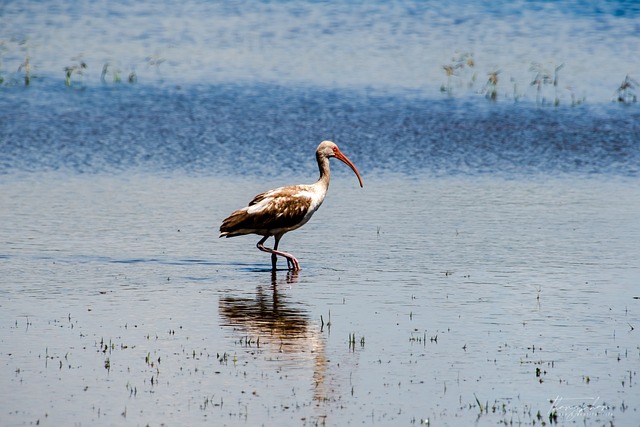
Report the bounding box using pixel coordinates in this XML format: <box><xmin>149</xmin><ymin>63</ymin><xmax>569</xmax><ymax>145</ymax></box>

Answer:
<box><xmin>219</xmin><ymin>140</ymin><xmax>363</xmax><ymax>271</ymax></box>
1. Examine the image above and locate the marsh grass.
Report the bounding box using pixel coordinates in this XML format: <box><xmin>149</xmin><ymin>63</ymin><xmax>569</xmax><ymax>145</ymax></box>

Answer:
<box><xmin>0</xmin><ymin>41</ymin><xmax>5</xmax><ymax>85</ymax></box>
<box><xmin>18</xmin><ymin>56</ymin><xmax>32</xmax><ymax>86</ymax></box>
<box><xmin>0</xmin><ymin>40</ymin><xmax>636</xmax><ymax>111</ymax></box>
<box><xmin>435</xmin><ymin>53</ymin><xmax>622</xmax><ymax>107</ymax></box>
<box><xmin>0</xmin><ymin>38</ymin><xmax>38</xmax><ymax>86</ymax></box>
<box><xmin>65</xmin><ymin>57</ymin><xmax>87</xmax><ymax>87</ymax></box>
<box><xmin>0</xmin><ymin>46</ymin><xmax>145</xmax><ymax>88</ymax></box>
<box><xmin>440</xmin><ymin>52</ymin><xmax>475</xmax><ymax>95</ymax></box>
<box><xmin>616</xmin><ymin>75</ymin><xmax>638</xmax><ymax>104</ymax></box>
<box><xmin>101</xmin><ymin>62</ymin><xmax>139</xmax><ymax>85</ymax></box>
<box><xmin>483</xmin><ymin>70</ymin><xmax>500</xmax><ymax>101</ymax></box>
<box><xmin>348</xmin><ymin>333</ymin><xmax>365</xmax><ymax>351</ymax></box>
<box><xmin>529</xmin><ymin>62</ymin><xmax>564</xmax><ymax>106</ymax></box>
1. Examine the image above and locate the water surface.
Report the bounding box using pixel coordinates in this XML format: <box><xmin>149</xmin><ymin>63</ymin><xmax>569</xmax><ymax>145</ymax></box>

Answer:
<box><xmin>1</xmin><ymin>1</ymin><xmax>640</xmax><ymax>426</ymax></box>
<box><xmin>1</xmin><ymin>174</ymin><xmax>639</xmax><ymax>426</ymax></box>
<box><xmin>2</xmin><ymin>0</ymin><xmax>639</xmax><ymax>102</ymax></box>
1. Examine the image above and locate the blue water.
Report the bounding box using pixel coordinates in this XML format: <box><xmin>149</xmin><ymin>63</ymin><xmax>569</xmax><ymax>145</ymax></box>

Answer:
<box><xmin>2</xmin><ymin>0</ymin><xmax>639</xmax><ymax>177</ymax></box>
<box><xmin>2</xmin><ymin>0</ymin><xmax>639</xmax><ymax>98</ymax></box>
<box><xmin>1</xmin><ymin>2</ymin><xmax>640</xmax><ymax>427</ymax></box>
<box><xmin>1</xmin><ymin>82</ymin><xmax>639</xmax><ymax>177</ymax></box>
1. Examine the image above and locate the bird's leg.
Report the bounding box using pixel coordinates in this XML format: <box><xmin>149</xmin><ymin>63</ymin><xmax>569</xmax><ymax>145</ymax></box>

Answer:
<box><xmin>256</xmin><ymin>236</ymin><xmax>281</xmax><ymax>270</ymax></box>
<box><xmin>272</xmin><ymin>236</ymin><xmax>280</xmax><ymax>270</ymax></box>
<box><xmin>288</xmin><ymin>256</ymin><xmax>300</xmax><ymax>271</ymax></box>
<box><xmin>274</xmin><ymin>236</ymin><xmax>300</xmax><ymax>271</ymax></box>
<box><xmin>256</xmin><ymin>236</ymin><xmax>301</xmax><ymax>271</ymax></box>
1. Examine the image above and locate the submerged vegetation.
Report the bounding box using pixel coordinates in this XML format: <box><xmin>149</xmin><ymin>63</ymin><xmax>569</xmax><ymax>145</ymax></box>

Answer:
<box><xmin>64</xmin><ymin>57</ymin><xmax>87</xmax><ymax>87</ymax></box>
<box><xmin>437</xmin><ymin>50</ymin><xmax>637</xmax><ymax>106</ymax></box>
<box><xmin>18</xmin><ymin>56</ymin><xmax>32</xmax><ymax>86</ymax></box>
<box><xmin>0</xmin><ymin>38</ymin><xmax>637</xmax><ymax>108</ymax></box>
<box><xmin>101</xmin><ymin>62</ymin><xmax>137</xmax><ymax>84</ymax></box>
<box><xmin>440</xmin><ymin>51</ymin><xmax>476</xmax><ymax>95</ymax></box>
<box><xmin>616</xmin><ymin>75</ymin><xmax>638</xmax><ymax>104</ymax></box>
<box><xmin>529</xmin><ymin>62</ymin><xmax>565</xmax><ymax>106</ymax></box>
<box><xmin>439</xmin><ymin>51</ymin><xmax>600</xmax><ymax>106</ymax></box>
<box><xmin>0</xmin><ymin>38</ymin><xmax>148</xmax><ymax>89</ymax></box>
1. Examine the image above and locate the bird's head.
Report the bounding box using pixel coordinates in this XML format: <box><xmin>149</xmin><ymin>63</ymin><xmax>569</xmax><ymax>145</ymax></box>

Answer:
<box><xmin>317</xmin><ymin>140</ymin><xmax>363</xmax><ymax>188</ymax></box>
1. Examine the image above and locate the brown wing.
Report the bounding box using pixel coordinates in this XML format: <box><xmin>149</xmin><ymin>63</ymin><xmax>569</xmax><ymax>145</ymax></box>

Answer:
<box><xmin>220</xmin><ymin>185</ymin><xmax>312</xmax><ymax>237</ymax></box>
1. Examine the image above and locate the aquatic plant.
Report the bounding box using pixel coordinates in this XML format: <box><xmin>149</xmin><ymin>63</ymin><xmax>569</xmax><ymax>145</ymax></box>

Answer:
<box><xmin>441</xmin><ymin>64</ymin><xmax>455</xmax><ymax>94</ymax></box>
<box><xmin>483</xmin><ymin>70</ymin><xmax>500</xmax><ymax>101</ymax></box>
<box><xmin>18</xmin><ymin>56</ymin><xmax>32</xmax><ymax>86</ymax></box>
<box><xmin>65</xmin><ymin>57</ymin><xmax>87</xmax><ymax>87</ymax></box>
<box><xmin>440</xmin><ymin>52</ymin><xmax>475</xmax><ymax>95</ymax></box>
<box><xmin>0</xmin><ymin>38</ymin><xmax>37</xmax><ymax>87</ymax></box>
<box><xmin>530</xmin><ymin>62</ymin><xmax>563</xmax><ymax>106</ymax></box>
<box><xmin>101</xmin><ymin>62</ymin><xmax>117</xmax><ymax>83</ymax></box>
<box><xmin>567</xmin><ymin>85</ymin><xmax>585</xmax><ymax>106</ymax></box>
<box><xmin>474</xmin><ymin>394</ymin><xmax>486</xmax><ymax>414</ymax></box>
<box><xmin>616</xmin><ymin>75</ymin><xmax>637</xmax><ymax>104</ymax></box>
<box><xmin>320</xmin><ymin>310</ymin><xmax>331</xmax><ymax>332</ymax></box>
<box><xmin>530</xmin><ymin>65</ymin><xmax>549</xmax><ymax>104</ymax></box>
<box><xmin>348</xmin><ymin>333</ymin><xmax>365</xmax><ymax>351</ymax></box>
<box><xmin>510</xmin><ymin>76</ymin><xmax>523</xmax><ymax>102</ymax></box>
<box><xmin>0</xmin><ymin>41</ymin><xmax>5</xmax><ymax>85</ymax></box>
<box><xmin>102</xmin><ymin>62</ymin><xmax>138</xmax><ymax>84</ymax></box>
<box><xmin>552</xmin><ymin>63</ymin><xmax>564</xmax><ymax>106</ymax></box>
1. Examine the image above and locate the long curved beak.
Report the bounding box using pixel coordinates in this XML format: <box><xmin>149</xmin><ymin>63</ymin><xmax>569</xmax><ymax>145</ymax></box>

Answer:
<box><xmin>334</xmin><ymin>149</ymin><xmax>363</xmax><ymax>188</ymax></box>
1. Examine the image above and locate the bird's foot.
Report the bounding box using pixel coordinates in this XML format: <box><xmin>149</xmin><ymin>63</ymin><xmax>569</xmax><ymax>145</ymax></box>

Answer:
<box><xmin>285</xmin><ymin>255</ymin><xmax>300</xmax><ymax>271</ymax></box>
<box><xmin>258</xmin><ymin>242</ymin><xmax>300</xmax><ymax>271</ymax></box>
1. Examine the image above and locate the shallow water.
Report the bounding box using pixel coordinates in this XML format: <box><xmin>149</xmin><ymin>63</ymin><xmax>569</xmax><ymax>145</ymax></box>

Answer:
<box><xmin>2</xmin><ymin>0</ymin><xmax>640</xmax><ymax>102</ymax></box>
<box><xmin>1</xmin><ymin>1</ymin><xmax>640</xmax><ymax>426</ymax></box>
<box><xmin>1</xmin><ymin>173</ymin><xmax>639</xmax><ymax>426</ymax></box>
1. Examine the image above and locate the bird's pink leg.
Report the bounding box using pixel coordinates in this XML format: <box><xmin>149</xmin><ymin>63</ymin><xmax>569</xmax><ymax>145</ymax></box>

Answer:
<box><xmin>285</xmin><ymin>254</ymin><xmax>300</xmax><ymax>271</ymax></box>
<box><xmin>256</xmin><ymin>236</ymin><xmax>300</xmax><ymax>271</ymax></box>
<box><xmin>273</xmin><ymin>236</ymin><xmax>300</xmax><ymax>270</ymax></box>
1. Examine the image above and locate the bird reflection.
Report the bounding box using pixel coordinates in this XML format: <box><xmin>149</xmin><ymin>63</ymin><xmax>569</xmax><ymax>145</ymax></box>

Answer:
<box><xmin>218</xmin><ymin>270</ymin><xmax>328</xmax><ymax>402</ymax></box>
<box><xmin>219</xmin><ymin>270</ymin><xmax>307</xmax><ymax>336</ymax></box>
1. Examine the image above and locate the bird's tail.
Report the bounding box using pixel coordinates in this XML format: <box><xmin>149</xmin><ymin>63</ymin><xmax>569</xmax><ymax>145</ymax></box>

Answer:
<box><xmin>219</xmin><ymin>208</ymin><xmax>247</xmax><ymax>238</ymax></box>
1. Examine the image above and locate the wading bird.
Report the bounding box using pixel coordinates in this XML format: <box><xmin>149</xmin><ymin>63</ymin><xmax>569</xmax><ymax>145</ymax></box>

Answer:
<box><xmin>219</xmin><ymin>141</ymin><xmax>363</xmax><ymax>271</ymax></box>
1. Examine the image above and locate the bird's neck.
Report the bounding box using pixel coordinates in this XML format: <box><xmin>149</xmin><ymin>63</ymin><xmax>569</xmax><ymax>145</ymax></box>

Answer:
<box><xmin>315</xmin><ymin>154</ymin><xmax>331</xmax><ymax>191</ymax></box>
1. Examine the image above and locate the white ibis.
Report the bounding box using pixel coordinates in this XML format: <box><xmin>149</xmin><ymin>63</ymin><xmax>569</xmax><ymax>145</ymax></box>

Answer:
<box><xmin>219</xmin><ymin>140</ymin><xmax>363</xmax><ymax>271</ymax></box>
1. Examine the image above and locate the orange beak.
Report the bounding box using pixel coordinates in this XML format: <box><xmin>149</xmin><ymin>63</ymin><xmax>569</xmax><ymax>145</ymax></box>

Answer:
<box><xmin>334</xmin><ymin>149</ymin><xmax>363</xmax><ymax>188</ymax></box>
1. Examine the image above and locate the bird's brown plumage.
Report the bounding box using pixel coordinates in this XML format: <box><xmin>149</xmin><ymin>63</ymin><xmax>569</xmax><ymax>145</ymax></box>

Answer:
<box><xmin>219</xmin><ymin>140</ymin><xmax>362</xmax><ymax>270</ymax></box>
<box><xmin>220</xmin><ymin>185</ymin><xmax>314</xmax><ymax>237</ymax></box>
